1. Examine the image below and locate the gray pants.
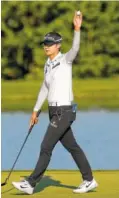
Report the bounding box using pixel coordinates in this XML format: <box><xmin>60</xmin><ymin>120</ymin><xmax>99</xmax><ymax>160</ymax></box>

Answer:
<box><xmin>28</xmin><ymin>106</ymin><xmax>93</xmax><ymax>187</ymax></box>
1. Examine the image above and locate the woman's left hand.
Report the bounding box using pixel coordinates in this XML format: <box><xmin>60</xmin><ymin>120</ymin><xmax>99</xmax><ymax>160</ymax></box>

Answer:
<box><xmin>73</xmin><ymin>11</ymin><xmax>83</xmax><ymax>31</ymax></box>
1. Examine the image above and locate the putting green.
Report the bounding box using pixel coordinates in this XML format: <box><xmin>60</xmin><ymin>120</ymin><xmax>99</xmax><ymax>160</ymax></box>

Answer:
<box><xmin>1</xmin><ymin>170</ymin><xmax>119</xmax><ymax>198</ymax></box>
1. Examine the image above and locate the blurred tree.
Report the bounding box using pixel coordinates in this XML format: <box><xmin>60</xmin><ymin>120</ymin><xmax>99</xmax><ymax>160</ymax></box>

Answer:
<box><xmin>1</xmin><ymin>1</ymin><xmax>119</xmax><ymax>79</ymax></box>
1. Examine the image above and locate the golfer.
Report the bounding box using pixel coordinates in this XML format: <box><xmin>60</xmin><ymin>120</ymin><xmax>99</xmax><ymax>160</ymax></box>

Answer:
<box><xmin>12</xmin><ymin>11</ymin><xmax>98</xmax><ymax>194</ymax></box>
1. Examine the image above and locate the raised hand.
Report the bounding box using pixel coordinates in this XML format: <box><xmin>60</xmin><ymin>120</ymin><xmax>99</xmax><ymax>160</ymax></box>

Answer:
<box><xmin>73</xmin><ymin>11</ymin><xmax>83</xmax><ymax>31</ymax></box>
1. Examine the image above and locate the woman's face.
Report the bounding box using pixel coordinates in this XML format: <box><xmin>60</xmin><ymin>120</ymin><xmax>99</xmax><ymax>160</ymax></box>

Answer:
<box><xmin>43</xmin><ymin>44</ymin><xmax>60</xmax><ymax>56</ymax></box>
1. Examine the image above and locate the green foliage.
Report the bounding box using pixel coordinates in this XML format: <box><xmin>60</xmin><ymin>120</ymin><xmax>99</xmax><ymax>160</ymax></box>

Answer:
<box><xmin>1</xmin><ymin>1</ymin><xmax>119</xmax><ymax>79</ymax></box>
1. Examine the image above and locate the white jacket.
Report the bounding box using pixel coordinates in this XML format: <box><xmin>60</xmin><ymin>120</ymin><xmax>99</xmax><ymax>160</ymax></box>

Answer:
<box><xmin>34</xmin><ymin>31</ymin><xmax>80</xmax><ymax>111</ymax></box>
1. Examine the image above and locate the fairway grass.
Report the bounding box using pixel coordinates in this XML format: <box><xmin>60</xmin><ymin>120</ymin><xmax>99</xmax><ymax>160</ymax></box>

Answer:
<box><xmin>1</xmin><ymin>170</ymin><xmax>119</xmax><ymax>198</ymax></box>
<box><xmin>1</xmin><ymin>77</ymin><xmax>119</xmax><ymax>111</ymax></box>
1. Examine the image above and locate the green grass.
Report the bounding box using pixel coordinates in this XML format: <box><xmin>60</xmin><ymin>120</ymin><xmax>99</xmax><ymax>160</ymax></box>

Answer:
<box><xmin>1</xmin><ymin>77</ymin><xmax>119</xmax><ymax>111</ymax></box>
<box><xmin>1</xmin><ymin>170</ymin><xmax>119</xmax><ymax>198</ymax></box>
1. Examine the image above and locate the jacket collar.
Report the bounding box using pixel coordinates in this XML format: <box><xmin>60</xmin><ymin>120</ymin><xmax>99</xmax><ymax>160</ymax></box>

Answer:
<box><xmin>47</xmin><ymin>52</ymin><xmax>62</xmax><ymax>64</ymax></box>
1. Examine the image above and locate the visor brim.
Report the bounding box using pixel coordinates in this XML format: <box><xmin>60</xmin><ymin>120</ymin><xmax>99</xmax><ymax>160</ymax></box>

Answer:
<box><xmin>40</xmin><ymin>40</ymin><xmax>56</xmax><ymax>46</ymax></box>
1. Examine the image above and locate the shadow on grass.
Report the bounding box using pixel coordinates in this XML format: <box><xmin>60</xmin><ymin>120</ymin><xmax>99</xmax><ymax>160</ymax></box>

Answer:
<box><xmin>11</xmin><ymin>175</ymin><xmax>77</xmax><ymax>195</ymax></box>
<box><xmin>1</xmin><ymin>187</ymin><xmax>14</xmax><ymax>194</ymax></box>
<box><xmin>34</xmin><ymin>175</ymin><xmax>77</xmax><ymax>194</ymax></box>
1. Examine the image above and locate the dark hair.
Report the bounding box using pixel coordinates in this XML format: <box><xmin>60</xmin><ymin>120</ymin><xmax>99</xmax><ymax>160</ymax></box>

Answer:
<box><xmin>40</xmin><ymin>32</ymin><xmax>62</xmax><ymax>45</ymax></box>
<box><xmin>44</xmin><ymin>32</ymin><xmax>62</xmax><ymax>43</ymax></box>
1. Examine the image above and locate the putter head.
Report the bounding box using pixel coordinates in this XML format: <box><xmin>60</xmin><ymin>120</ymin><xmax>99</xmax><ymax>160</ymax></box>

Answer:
<box><xmin>1</xmin><ymin>182</ymin><xmax>7</xmax><ymax>186</ymax></box>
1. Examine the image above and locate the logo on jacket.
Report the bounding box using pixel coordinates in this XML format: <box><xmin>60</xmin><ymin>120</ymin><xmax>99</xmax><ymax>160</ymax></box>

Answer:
<box><xmin>50</xmin><ymin>121</ymin><xmax>58</xmax><ymax>128</ymax></box>
<box><xmin>52</xmin><ymin>62</ymin><xmax>60</xmax><ymax>69</ymax></box>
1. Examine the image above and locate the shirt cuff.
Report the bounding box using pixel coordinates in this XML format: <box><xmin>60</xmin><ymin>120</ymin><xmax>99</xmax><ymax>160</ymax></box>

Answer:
<box><xmin>33</xmin><ymin>108</ymin><xmax>39</xmax><ymax>112</ymax></box>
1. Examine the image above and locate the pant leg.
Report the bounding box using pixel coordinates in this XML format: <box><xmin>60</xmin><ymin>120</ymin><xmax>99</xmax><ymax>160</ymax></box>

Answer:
<box><xmin>28</xmin><ymin>109</ymin><xmax>73</xmax><ymax>187</ymax></box>
<box><xmin>60</xmin><ymin>127</ymin><xmax>93</xmax><ymax>181</ymax></box>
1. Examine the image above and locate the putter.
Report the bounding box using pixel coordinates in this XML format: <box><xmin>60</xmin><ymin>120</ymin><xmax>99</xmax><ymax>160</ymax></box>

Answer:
<box><xmin>1</xmin><ymin>110</ymin><xmax>41</xmax><ymax>186</ymax></box>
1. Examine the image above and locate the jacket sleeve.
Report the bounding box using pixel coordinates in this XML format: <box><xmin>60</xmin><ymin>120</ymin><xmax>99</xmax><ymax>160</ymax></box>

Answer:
<box><xmin>65</xmin><ymin>31</ymin><xmax>80</xmax><ymax>64</ymax></box>
<box><xmin>33</xmin><ymin>81</ymin><xmax>48</xmax><ymax>111</ymax></box>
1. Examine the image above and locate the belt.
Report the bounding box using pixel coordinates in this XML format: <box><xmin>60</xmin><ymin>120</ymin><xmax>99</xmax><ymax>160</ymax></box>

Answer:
<box><xmin>49</xmin><ymin>102</ymin><xmax>71</xmax><ymax>106</ymax></box>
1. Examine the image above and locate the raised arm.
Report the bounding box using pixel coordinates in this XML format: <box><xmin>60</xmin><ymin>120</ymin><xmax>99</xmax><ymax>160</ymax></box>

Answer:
<box><xmin>65</xmin><ymin>11</ymin><xmax>82</xmax><ymax>64</ymax></box>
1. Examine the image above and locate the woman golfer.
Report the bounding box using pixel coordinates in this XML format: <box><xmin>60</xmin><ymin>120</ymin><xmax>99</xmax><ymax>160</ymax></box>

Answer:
<box><xmin>12</xmin><ymin>11</ymin><xmax>98</xmax><ymax>194</ymax></box>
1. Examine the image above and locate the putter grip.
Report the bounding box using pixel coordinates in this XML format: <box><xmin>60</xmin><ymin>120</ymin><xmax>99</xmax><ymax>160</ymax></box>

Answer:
<box><xmin>28</xmin><ymin>109</ymin><xmax>41</xmax><ymax>133</ymax></box>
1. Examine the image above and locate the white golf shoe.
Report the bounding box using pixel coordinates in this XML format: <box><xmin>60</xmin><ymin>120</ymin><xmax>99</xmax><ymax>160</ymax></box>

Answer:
<box><xmin>12</xmin><ymin>180</ymin><xmax>34</xmax><ymax>195</ymax></box>
<box><xmin>73</xmin><ymin>178</ymin><xmax>98</xmax><ymax>193</ymax></box>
